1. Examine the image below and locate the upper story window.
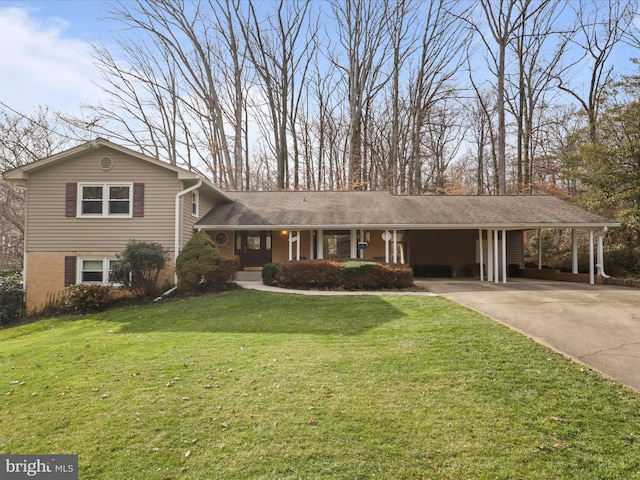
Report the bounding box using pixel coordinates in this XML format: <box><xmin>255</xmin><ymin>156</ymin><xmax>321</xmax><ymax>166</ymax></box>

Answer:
<box><xmin>79</xmin><ymin>183</ymin><xmax>133</xmax><ymax>217</ymax></box>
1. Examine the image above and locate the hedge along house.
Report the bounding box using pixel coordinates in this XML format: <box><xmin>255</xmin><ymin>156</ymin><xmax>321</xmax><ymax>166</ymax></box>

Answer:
<box><xmin>2</xmin><ymin>139</ymin><xmax>619</xmax><ymax>313</ymax></box>
<box><xmin>196</xmin><ymin>190</ymin><xmax>619</xmax><ymax>285</ymax></box>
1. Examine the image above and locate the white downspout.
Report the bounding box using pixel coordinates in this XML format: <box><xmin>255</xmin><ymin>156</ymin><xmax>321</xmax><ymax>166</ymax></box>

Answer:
<box><xmin>596</xmin><ymin>227</ymin><xmax>611</xmax><ymax>279</ymax></box>
<box><xmin>174</xmin><ymin>178</ymin><xmax>203</xmax><ymax>284</ymax></box>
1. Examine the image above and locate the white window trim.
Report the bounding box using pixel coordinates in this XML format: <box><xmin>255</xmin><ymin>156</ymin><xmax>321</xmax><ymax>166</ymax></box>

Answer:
<box><xmin>77</xmin><ymin>257</ymin><xmax>123</xmax><ymax>286</ymax></box>
<box><xmin>191</xmin><ymin>190</ymin><xmax>199</xmax><ymax>217</ymax></box>
<box><xmin>78</xmin><ymin>182</ymin><xmax>133</xmax><ymax>218</ymax></box>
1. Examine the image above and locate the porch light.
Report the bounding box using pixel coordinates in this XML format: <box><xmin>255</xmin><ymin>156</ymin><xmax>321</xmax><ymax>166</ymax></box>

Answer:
<box><xmin>282</xmin><ymin>230</ymin><xmax>288</xmax><ymax>235</ymax></box>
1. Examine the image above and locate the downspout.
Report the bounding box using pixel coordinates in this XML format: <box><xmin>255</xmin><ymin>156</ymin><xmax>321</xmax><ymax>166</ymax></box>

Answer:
<box><xmin>596</xmin><ymin>227</ymin><xmax>611</xmax><ymax>279</ymax></box>
<box><xmin>156</xmin><ymin>178</ymin><xmax>203</xmax><ymax>301</ymax></box>
<box><xmin>174</xmin><ymin>178</ymin><xmax>203</xmax><ymax>285</ymax></box>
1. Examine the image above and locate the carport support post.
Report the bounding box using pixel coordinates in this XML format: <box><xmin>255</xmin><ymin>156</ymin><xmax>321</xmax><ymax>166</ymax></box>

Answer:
<box><xmin>589</xmin><ymin>229</ymin><xmax>595</xmax><ymax>285</ymax></box>
<box><xmin>478</xmin><ymin>229</ymin><xmax>485</xmax><ymax>282</ymax></box>
<box><xmin>572</xmin><ymin>229</ymin><xmax>578</xmax><ymax>274</ymax></box>
<box><xmin>487</xmin><ymin>229</ymin><xmax>494</xmax><ymax>282</ymax></box>
<box><xmin>502</xmin><ymin>229</ymin><xmax>507</xmax><ymax>283</ymax></box>
<box><xmin>494</xmin><ymin>229</ymin><xmax>500</xmax><ymax>283</ymax></box>
<box><xmin>393</xmin><ymin>230</ymin><xmax>398</xmax><ymax>264</ymax></box>
<box><xmin>538</xmin><ymin>229</ymin><xmax>542</xmax><ymax>269</ymax></box>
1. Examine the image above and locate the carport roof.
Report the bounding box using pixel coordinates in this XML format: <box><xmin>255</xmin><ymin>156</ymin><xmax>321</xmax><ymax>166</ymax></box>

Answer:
<box><xmin>195</xmin><ymin>191</ymin><xmax>619</xmax><ymax>230</ymax></box>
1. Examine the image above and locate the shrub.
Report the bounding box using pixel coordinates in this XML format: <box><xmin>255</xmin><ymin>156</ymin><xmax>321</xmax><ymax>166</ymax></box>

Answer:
<box><xmin>176</xmin><ymin>232</ymin><xmax>239</xmax><ymax>291</ymax></box>
<box><xmin>59</xmin><ymin>283</ymin><xmax>113</xmax><ymax>314</ymax></box>
<box><xmin>0</xmin><ymin>272</ymin><xmax>25</xmax><ymax>325</ymax></box>
<box><xmin>277</xmin><ymin>260</ymin><xmax>342</xmax><ymax>289</ymax></box>
<box><xmin>340</xmin><ymin>261</ymin><xmax>414</xmax><ymax>290</ymax></box>
<box><xmin>268</xmin><ymin>259</ymin><xmax>413</xmax><ymax>290</ymax></box>
<box><xmin>176</xmin><ymin>231</ymin><xmax>222</xmax><ymax>290</ymax></box>
<box><xmin>113</xmin><ymin>240</ymin><xmax>167</xmax><ymax>297</ymax></box>
<box><xmin>207</xmin><ymin>256</ymin><xmax>240</xmax><ymax>286</ymax></box>
<box><xmin>262</xmin><ymin>263</ymin><xmax>280</xmax><ymax>286</ymax></box>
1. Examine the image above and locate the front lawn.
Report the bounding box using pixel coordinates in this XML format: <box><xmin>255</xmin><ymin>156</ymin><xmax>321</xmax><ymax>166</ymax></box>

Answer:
<box><xmin>1</xmin><ymin>291</ymin><xmax>639</xmax><ymax>479</ymax></box>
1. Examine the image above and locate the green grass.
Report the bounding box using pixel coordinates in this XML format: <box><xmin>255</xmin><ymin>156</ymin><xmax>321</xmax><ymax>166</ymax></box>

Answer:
<box><xmin>1</xmin><ymin>290</ymin><xmax>640</xmax><ymax>479</ymax></box>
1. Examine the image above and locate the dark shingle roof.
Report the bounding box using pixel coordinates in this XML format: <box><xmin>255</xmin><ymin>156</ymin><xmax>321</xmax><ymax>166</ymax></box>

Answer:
<box><xmin>195</xmin><ymin>191</ymin><xmax>618</xmax><ymax>230</ymax></box>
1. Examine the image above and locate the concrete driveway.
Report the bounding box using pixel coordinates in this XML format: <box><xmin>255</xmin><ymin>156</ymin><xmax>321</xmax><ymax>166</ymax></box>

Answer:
<box><xmin>418</xmin><ymin>278</ymin><xmax>640</xmax><ymax>392</ymax></box>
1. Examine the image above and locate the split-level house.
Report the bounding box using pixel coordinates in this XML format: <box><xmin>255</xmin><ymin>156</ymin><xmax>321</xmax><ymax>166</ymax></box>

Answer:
<box><xmin>2</xmin><ymin>139</ymin><xmax>619</xmax><ymax>313</ymax></box>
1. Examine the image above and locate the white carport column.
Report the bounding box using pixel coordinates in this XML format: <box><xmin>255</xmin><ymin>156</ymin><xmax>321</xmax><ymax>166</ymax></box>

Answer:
<box><xmin>478</xmin><ymin>229</ymin><xmax>485</xmax><ymax>282</ymax></box>
<box><xmin>589</xmin><ymin>229</ymin><xmax>595</xmax><ymax>285</ymax></box>
<box><xmin>487</xmin><ymin>229</ymin><xmax>494</xmax><ymax>282</ymax></box>
<box><xmin>572</xmin><ymin>228</ymin><xmax>579</xmax><ymax>274</ymax></box>
<box><xmin>393</xmin><ymin>230</ymin><xmax>398</xmax><ymax>264</ymax></box>
<box><xmin>538</xmin><ymin>229</ymin><xmax>543</xmax><ymax>269</ymax></box>
<box><xmin>384</xmin><ymin>231</ymin><xmax>390</xmax><ymax>263</ymax></box>
<box><xmin>501</xmin><ymin>229</ymin><xmax>507</xmax><ymax>284</ymax></box>
<box><xmin>494</xmin><ymin>229</ymin><xmax>500</xmax><ymax>283</ymax></box>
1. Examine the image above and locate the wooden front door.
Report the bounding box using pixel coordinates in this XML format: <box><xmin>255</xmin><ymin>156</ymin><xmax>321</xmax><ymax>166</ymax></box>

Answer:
<box><xmin>235</xmin><ymin>231</ymin><xmax>272</xmax><ymax>269</ymax></box>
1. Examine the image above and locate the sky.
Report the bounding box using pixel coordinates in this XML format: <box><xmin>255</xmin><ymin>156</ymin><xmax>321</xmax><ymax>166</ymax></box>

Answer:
<box><xmin>0</xmin><ymin>0</ymin><xmax>114</xmax><ymax>116</ymax></box>
<box><xmin>2</xmin><ymin>1</ymin><xmax>639</xmax><ymax>121</ymax></box>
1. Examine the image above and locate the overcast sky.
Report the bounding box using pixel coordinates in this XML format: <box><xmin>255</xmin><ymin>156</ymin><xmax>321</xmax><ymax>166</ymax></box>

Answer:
<box><xmin>0</xmin><ymin>1</ymin><xmax>113</xmax><ymax>116</ymax></box>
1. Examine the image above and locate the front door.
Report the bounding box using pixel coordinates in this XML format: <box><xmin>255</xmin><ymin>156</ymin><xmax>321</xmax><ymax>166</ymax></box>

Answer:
<box><xmin>235</xmin><ymin>231</ymin><xmax>272</xmax><ymax>269</ymax></box>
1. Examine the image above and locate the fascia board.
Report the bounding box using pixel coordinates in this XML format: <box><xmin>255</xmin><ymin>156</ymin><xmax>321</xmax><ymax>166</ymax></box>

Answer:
<box><xmin>194</xmin><ymin>222</ymin><xmax>621</xmax><ymax>230</ymax></box>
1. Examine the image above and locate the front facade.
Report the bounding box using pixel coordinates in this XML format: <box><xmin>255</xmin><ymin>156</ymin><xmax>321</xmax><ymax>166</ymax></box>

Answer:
<box><xmin>3</xmin><ymin>140</ymin><xmax>619</xmax><ymax>313</ymax></box>
<box><xmin>3</xmin><ymin>139</ymin><xmax>231</xmax><ymax>312</ymax></box>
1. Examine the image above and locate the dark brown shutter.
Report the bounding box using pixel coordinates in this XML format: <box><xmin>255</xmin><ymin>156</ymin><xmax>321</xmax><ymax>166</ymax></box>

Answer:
<box><xmin>64</xmin><ymin>256</ymin><xmax>77</xmax><ymax>286</ymax></box>
<box><xmin>133</xmin><ymin>183</ymin><xmax>144</xmax><ymax>217</ymax></box>
<box><xmin>65</xmin><ymin>183</ymin><xmax>77</xmax><ymax>217</ymax></box>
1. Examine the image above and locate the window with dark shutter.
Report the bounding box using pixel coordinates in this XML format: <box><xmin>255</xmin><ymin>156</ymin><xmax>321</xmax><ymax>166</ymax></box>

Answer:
<box><xmin>65</xmin><ymin>183</ymin><xmax>77</xmax><ymax>217</ymax></box>
<box><xmin>133</xmin><ymin>183</ymin><xmax>144</xmax><ymax>217</ymax></box>
<box><xmin>64</xmin><ymin>256</ymin><xmax>77</xmax><ymax>286</ymax></box>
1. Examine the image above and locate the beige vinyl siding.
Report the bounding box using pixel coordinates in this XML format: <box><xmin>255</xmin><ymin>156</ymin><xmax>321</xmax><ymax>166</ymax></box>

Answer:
<box><xmin>178</xmin><ymin>189</ymin><xmax>224</xmax><ymax>250</ymax></box>
<box><xmin>26</xmin><ymin>149</ymin><xmax>182</xmax><ymax>252</ymax></box>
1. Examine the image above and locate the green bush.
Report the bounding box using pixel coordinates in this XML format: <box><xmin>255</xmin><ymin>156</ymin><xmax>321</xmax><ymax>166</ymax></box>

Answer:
<box><xmin>0</xmin><ymin>272</ymin><xmax>25</xmax><ymax>325</ymax></box>
<box><xmin>271</xmin><ymin>259</ymin><xmax>413</xmax><ymax>290</ymax></box>
<box><xmin>340</xmin><ymin>261</ymin><xmax>414</xmax><ymax>290</ymax></box>
<box><xmin>176</xmin><ymin>232</ymin><xmax>239</xmax><ymax>291</ymax></box>
<box><xmin>207</xmin><ymin>256</ymin><xmax>240</xmax><ymax>286</ymax></box>
<box><xmin>113</xmin><ymin>240</ymin><xmax>167</xmax><ymax>297</ymax></box>
<box><xmin>277</xmin><ymin>260</ymin><xmax>342</xmax><ymax>289</ymax></box>
<box><xmin>59</xmin><ymin>283</ymin><xmax>113</xmax><ymax>314</ymax></box>
<box><xmin>262</xmin><ymin>263</ymin><xmax>280</xmax><ymax>286</ymax></box>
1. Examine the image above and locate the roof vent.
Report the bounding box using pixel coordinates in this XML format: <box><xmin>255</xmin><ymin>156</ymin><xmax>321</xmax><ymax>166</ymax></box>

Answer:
<box><xmin>99</xmin><ymin>156</ymin><xmax>114</xmax><ymax>171</ymax></box>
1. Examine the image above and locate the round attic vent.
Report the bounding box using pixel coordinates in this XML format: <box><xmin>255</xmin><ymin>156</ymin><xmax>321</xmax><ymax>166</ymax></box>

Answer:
<box><xmin>99</xmin><ymin>156</ymin><xmax>114</xmax><ymax>171</ymax></box>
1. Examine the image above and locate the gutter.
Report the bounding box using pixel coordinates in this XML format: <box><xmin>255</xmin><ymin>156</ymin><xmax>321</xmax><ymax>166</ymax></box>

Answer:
<box><xmin>174</xmin><ymin>178</ymin><xmax>203</xmax><ymax>284</ymax></box>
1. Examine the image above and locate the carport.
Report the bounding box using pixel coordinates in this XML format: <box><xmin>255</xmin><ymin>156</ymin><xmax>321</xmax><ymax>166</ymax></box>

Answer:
<box><xmin>195</xmin><ymin>191</ymin><xmax>619</xmax><ymax>284</ymax></box>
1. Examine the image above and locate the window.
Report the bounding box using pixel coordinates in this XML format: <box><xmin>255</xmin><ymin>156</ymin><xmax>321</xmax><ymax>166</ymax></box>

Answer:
<box><xmin>191</xmin><ymin>190</ymin><xmax>199</xmax><ymax>217</ymax></box>
<box><xmin>79</xmin><ymin>183</ymin><xmax>132</xmax><ymax>217</ymax></box>
<box><xmin>79</xmin><ymin>258</ymin><xmax>123</xmax><ymax>285</ymax></box>
<box><xmin>323</xmin><ymin>230</ymin><xmax>351</xmax><ymax>258</ymax></box>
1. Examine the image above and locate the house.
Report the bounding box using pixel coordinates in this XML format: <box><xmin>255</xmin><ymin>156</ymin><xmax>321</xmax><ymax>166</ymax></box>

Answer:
<box><xmin>2</xmin><ymin>139</ymin><xmax>619</xmax><ymax>313</ymax></box>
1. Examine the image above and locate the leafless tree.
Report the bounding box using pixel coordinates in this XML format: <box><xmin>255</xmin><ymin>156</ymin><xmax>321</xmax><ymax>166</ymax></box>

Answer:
<box><xmin>236</xmin><ymin>0</ymin><xmax>316</xmax><ymax>190</ymax></box>
<box><xmin>93</xmin><ymin>0</ymin><xmax>247</xmax><ymax>189</ymax></box>
<box><xmin>0</xmin><ymin>108</ymin><xmax>76</xmax><ymax>271</ymax></box>
<box><xmin>556</xmin><ymin>0</ymin><xmax>634</xmax><ymax>143</ymax></box>
<box><xmin>328</xmin><ymin>0</ymin><xmax>393</xmax><ymax>190</ymax></box>
<box><xmin>506</xmin><ymin>0</ymin><xmax>566</xmax><ymax>192</ymax></box>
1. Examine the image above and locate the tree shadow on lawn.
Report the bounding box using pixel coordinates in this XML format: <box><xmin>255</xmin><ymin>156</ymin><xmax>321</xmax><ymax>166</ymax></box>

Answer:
<box><xmin>113</xmin><ymin>291</ymin><xmax>406</xmax><ymax>336</ymax></box>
